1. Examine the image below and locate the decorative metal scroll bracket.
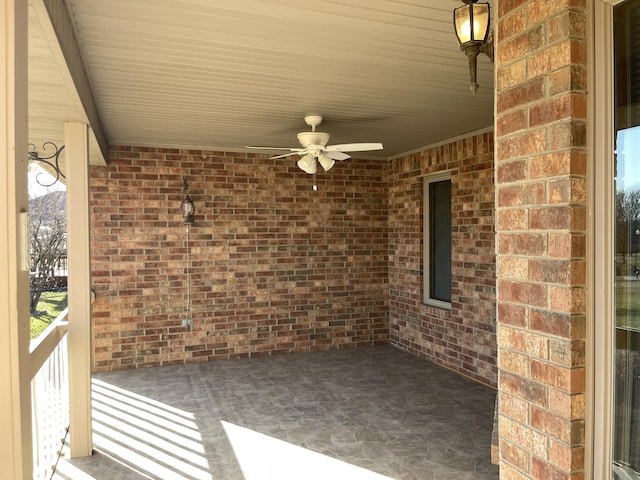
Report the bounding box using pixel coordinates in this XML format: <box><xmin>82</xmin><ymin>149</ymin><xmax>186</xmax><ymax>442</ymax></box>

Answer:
<box><xmin>28</xmin><ymin>142</ymin><xmax>66</xmax><ymax>187</ymax></box>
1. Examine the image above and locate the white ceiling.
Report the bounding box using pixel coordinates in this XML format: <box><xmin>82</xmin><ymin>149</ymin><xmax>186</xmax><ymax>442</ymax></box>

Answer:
<box><xmin>28</xmin><ymin>0</ymin><xmax>495</xmax><ymax>163</ymax></box>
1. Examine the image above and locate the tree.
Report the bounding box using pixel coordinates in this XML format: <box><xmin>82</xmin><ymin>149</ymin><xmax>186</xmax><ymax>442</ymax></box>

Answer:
<box><xmin>29</xmin><ymin>190</ymin><xmax>67</xmax><ymax>315</ymax></box>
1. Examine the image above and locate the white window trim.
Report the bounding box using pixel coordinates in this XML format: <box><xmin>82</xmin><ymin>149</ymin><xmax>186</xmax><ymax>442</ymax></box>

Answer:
<box><xmin>589</xmin><ymin>0</ymin><xmax>617</xmax><ymax>478</ymax></box>
<box><xmin>423</xmin><ymin>171</ymin><xmax>453</xmax><ymax>309</ymax></box>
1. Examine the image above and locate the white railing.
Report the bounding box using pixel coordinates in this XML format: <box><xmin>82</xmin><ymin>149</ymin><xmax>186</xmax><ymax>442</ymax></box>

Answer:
<box><xmin>30</xmin><ymin>309</ymin><xmax>69</xmax><ymax>480</ymax></box>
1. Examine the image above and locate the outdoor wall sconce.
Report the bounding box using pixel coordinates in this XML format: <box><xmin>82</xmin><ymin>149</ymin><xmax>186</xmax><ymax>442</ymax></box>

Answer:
<box><xmin>453</xmin><ymin>0</ymin><xmax>494</xmax><ymax>95</ymax></box>
<box><xmin>180</xmin><ymin>179</ymin><xmax>195</xmax><ymax>224</ymax></box>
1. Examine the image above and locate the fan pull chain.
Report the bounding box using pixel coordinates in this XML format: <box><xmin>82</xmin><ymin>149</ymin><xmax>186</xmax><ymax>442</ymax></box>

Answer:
<box><xmin>313</xmin><ymin>173</ymin><xmax>317</xmax><ymax>191</ymax></box>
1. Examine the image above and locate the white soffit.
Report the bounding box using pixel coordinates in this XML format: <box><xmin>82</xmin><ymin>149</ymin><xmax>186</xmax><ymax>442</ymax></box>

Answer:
<box><xmin>29</xmin><ymin>0</ymin><xmax>106</xmax><ymax>168</ymax></box>
<box><xmin>63</xmin><ymin>0</ymin><xmax>495</xmax><ymax>158</ymax></box>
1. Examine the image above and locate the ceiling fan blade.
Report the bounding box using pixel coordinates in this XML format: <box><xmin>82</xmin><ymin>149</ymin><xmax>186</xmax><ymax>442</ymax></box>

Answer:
<box><xmin>271</xmin><ymin>150</ymin><xmax>307</xmax><ymax>160</ymax></box>
<box><xmin>244</xmin><ymin>145</ymin><xmax>289</xmax><ymax>150</ymax></box>
<box><xmin>245</xmin><ymin>145</ymin><xmax>299</xmax><ymax>151</ymax></box>
<box><xmin>324</xmin><ymin>151</ymin><xmax>350</xmax><ymax>161</ymax></box>
<box><xmin>325</xmin><ymin>143</ymin><xmax>383</xmax><ymax>152</ymax></box>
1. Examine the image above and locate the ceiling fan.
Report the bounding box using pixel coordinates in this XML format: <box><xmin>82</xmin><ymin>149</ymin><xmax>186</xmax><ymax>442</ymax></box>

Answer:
<box><xmin>246</xmin><ymin>115</ymin><xmax>383</xmax><ymax>174</ymax></box>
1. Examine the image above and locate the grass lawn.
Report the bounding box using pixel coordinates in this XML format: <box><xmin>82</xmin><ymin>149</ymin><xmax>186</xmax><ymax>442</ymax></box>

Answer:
<box><xmin>30</xmin><ymin>291</ymin><xmax>68</xmax><ymax>339</ymax></box>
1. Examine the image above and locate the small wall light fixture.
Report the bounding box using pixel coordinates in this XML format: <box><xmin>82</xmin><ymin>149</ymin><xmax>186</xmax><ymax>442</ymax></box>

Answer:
<box><xmin>453</xmin><ymin>0</ymin><xmax>494</xmax><ymax>95</ymax></box>
<box><xmin>180</xmin><ymin>179</ymin><xmax>195</xmax><ymax>224</ymax></box>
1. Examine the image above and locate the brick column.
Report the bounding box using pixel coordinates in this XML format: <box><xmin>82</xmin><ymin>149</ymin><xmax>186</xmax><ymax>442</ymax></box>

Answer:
<box><xmin>494</xmin><ymin>1</ymin><xmax>588</xmax><ymax>479</ymax></box>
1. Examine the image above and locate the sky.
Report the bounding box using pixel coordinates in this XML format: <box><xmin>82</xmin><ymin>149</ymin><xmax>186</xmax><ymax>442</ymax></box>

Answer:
<box><xmin>28</xmin><ymin>164</ymin><xmax>66</xmax><ymax>198</ymax></box>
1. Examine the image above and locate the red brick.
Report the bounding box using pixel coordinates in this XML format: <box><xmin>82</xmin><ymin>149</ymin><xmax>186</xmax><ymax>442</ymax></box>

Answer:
<box><xmin>497</xmin><ymin>110</ymin><xmax>528</xmax><ymax>136</ymax></box>
<box><xmin>501</xmin><ymin>439</ymin><xmax>531</xmax><ymax>472</ymax></box>
<box><xmin>532</xmin><ymin>457</ymin><xmax>571</xmax><ymax>480</ymax></box>
<box><xmin>498</xmin><ymin>182</ymin><xmax>546</xmax><ymax>207</ymax></box>
<box><xmin>529</xmin><ymin>258</ymin><xmax>584</xmax><ymax>285</ymax></box>
<box><xmin>529</xmin><ymin>205</ymin><xmax>585</xmax><ymax>230</ymax></box>
<box><xmin>497</xmin><ymin>60</ymin><xmax>528</xmax><ymax>91</ymax></box>
<box><xmin>498</xmin><ymin>8</ymin><xmax>528</xmax><ymax>42</ymax></box>
<box><xmin>529</xmin><ymin>41</ymin><xmax>573</xmax><ymax>78</ymax></box>
<box><xmin>499</xmin><ymin>414</ymin><xmax>549</xmax><ymax>456</ymax></box>
<box><xmin>501</xmin><ymin>348</ymin><xmax>530</xmax><ymax>376</ymax></box>
<box><xmin>549</xmin><ymin>285</ymin><xmax>586</xmax><ymax>313</ymax></box>
<box><xmin>498</xmin><ymin>302</ymin><xmax>529</xmax><ymax>328</ymax></box>
<box><xmin>548</xmin><ymin>177</ymin><xmax>586</xmax><ymax>204</ymax></box>
<box><xmin>499</xmin><ymin>325</ymin><xmax>549</xmax><ymax>358</ymax></box>
<box><xmin>497</xmin><ymin>280</ymin><xmax>547</xmax><ymax>308</ymax></box>
<box><xmin>549</xmin><ymin>339</ymin><xmax>585</xmax><ymax>367</ymax></box>
<box><xmin>527</xmin><ymin>0</ymin><xmax>587</xmax><ymax>27</ymax></box>
<box><xmin>530</xmin><ymin>94</ymin><xmax>587</xmax><ymax>127</ymax></box>
<box><xmin>497</xmin><ymin>78</ymin><xmax>546</xmax><ymax>112</ymax></box>
<box><xmin>499</xmin><ymin>26</ymin><xmax>546</xmax><ymax>65</ymax></box>
<box><xmin>531</xmin><ymin>406</ymin><xmax>571</xmax><ymax>442</ymax></box>
<box><xmin>548</xmin><ymin>10</ymin><xmax>587</xmax><ymax>43</ymax></box>
<box><xmin>548</xmin><ymin>232</ymin><xmax>585</xmax><ymax>258</ymax></box>
<box><xmin>499</xmin><ymin>463</ymin><xmax>532</xmax><ymax>479</ymax></box>
<box><xmin>530</xmin><ymin>360</ymin><xmax>585</xmax><ymax>393</ymax></box>
<box><xmin>550</xmin><ymin>441</ymin><xmax>585</xmax><ymax>472</ymax></box>
<box><xmin>549</xmin><ymin>65</ymin><xmax>588</xmax><ymax>95</ymax></box>
<box><xmin>498</xmin><ymin>0</ymin><xmax>529</xmax><ymax>17</ymax></box>
<box><xmin>498</xmin><ymin>232</ymin><xmax>547</xmax><ymax>256</ymax></box>
<box><xmin>548</xmin><ymin>390</ymin><xmax>585</xmax><ymax>420</ymax></box>
<box><xmin>497</xmin><ymin>129</ymin><xmax>547</xmax><ymax>160</ymax></box>
<box><xmin>497</xmin><ymin>158</ymin><xmax>528</xmax><ymax>182</ymax></box>
<box><xmin>498</xmin><ymin>257</ymin><xmax>529</xmax><ymax>280</ymax></box>
<box><xmin>548</xmin><ymin>121</ymin><xmax>587</xmax><ymax>150</ymax></box>
<box><xmin>530</xmin><ymin>310</ymin><xmax>584</xmax><ymax>339</ymax></box>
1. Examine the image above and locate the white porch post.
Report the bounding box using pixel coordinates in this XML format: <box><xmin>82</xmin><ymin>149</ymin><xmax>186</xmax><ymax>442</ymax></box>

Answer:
<box><xmin>0</xmin><ymin>0</ymin><xmax>32</xmax><ymax>477</ymax></box>
<box><xmin>65</xmin><ymin>121</ymin><xmax>93</xmax><ymax>457</ymax></box>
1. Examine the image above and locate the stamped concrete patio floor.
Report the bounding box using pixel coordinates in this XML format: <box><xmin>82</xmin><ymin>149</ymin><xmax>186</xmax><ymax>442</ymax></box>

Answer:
<box><xmin>55</xmin><ymin>346</ymin><xmax>499</xmax><ymax>480</ymax></box>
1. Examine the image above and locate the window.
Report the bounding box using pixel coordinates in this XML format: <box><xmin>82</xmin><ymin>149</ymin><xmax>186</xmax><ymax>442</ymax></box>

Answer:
<box><xmin>593</xmin><ymin>1</ymin><xmax>640</xmax><ymax>477</ymax></box>
<box><xmin>423</xmin><ymin>173</ymin><xmax>452</xmax><ymax>308</ymax></box>
<box><xmin>612</xmin><ymin>1</ymin><xmax>640</xmax><ymax>477</ymax></box>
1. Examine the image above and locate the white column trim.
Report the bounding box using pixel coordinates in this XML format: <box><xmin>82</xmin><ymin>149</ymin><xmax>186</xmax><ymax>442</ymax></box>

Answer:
<box><xmin>0</xmin><ymin>0</ymin><xmax>31</xmax><ymax>477</ymax></box>
<box><xmin>65</xmin><ymin>121</ymin><xmax>93</xmax><ymax>458</ymax></box>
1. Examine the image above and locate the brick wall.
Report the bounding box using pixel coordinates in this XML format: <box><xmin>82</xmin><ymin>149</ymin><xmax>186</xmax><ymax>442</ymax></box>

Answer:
<box><xmin>90</xmin><ymin>147</ymin><xmax>389</xmax><ymax>370</ymax></box>
<box><xmin>388</xmin><ymin>131</ymin><xmax>497</xmax><ymax>386</ymax></box>
<box><xmin>495</xmin><ymin>0</ymin><xmax>588</xmax><ymax>478</ymax></box>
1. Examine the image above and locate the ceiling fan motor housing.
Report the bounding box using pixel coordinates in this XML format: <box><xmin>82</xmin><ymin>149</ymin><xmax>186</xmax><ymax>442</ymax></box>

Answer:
<box><xmin>297</xmin><ymin>131</ymin><xmax>330</xmax><ymax>148</ymax></box>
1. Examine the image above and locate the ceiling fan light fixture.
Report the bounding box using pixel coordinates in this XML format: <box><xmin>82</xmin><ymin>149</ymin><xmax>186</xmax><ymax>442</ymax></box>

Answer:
<box><xmin>318</xmin><ymin>154</ymin><xmax>335</xmax><ymax>172</ymax></box>
<box><xmin>297</xmin><ymin>154</ymin><xmax>317</xmax><ymax>174</ymax></box>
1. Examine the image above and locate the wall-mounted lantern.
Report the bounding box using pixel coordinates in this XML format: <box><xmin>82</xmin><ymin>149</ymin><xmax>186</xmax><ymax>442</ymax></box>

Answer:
<box><xmin>453</xmin><ymin>0</ymin><xmax>494</xmax><ymax>95</ymax></box>
<box><xmin>181</xmin><ymin>179</ymin><xmax>195</xmax><ymax>224</ymax></box>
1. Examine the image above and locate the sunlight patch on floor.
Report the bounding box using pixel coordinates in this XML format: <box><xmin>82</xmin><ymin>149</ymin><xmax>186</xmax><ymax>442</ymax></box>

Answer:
<box><xmin>222</xmin><ymin>420</ymin><xmax>394</xmax><ymax>480</ymax></box>
<box><xmin>53</xmin><ymin>461</ymin><xmax>100</xmax><ymax>480</ymax></box>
